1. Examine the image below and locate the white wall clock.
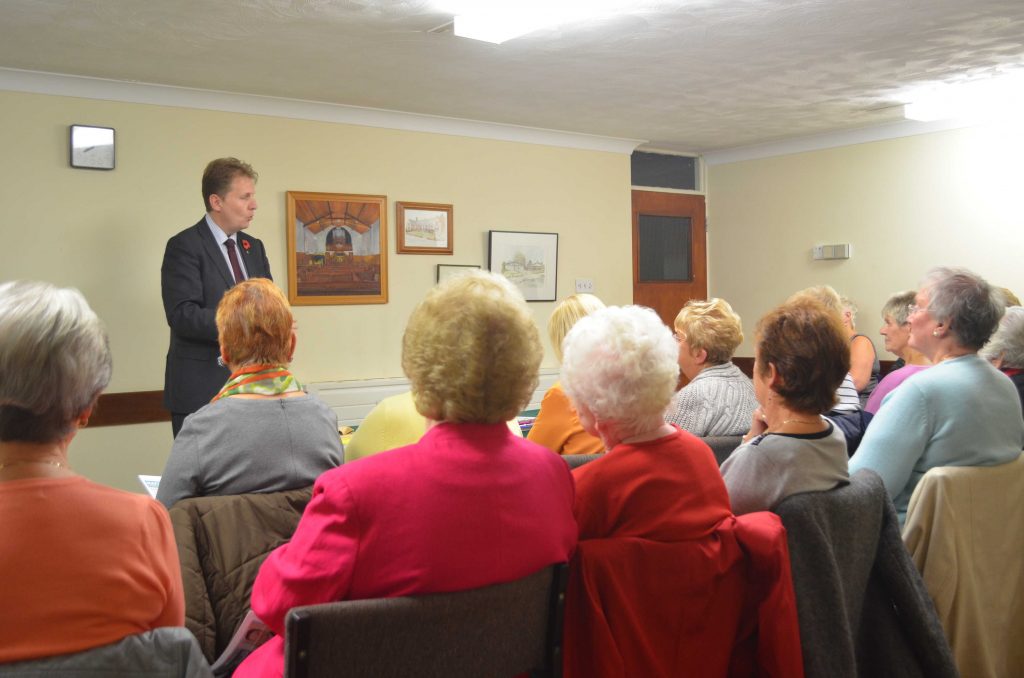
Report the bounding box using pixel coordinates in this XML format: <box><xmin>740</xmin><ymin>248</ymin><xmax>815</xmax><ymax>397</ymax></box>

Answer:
<box><xmin>69</xmin><ymin>124</ymin><xmax>115</xmax><ymax>170</ymax></box>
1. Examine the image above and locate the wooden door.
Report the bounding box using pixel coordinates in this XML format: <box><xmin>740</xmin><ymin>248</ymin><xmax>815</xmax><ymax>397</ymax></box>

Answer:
<box><xmin>632</xmin><ymin>190</ymin><xmax>707</xmax><ymax>327</ymax></box>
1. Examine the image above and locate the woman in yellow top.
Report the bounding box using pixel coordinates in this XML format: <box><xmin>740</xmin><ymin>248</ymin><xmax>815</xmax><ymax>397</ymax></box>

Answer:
<box><xmin>527</xmin><ymin>293</ymin><xmax>606</xmax><ymax>455</ymax></box>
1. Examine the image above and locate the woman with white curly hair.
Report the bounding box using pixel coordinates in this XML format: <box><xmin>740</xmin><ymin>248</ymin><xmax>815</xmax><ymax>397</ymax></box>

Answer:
<box><xmin>560</xmin><ymin>306</ymin><xmax>802</xmax><ymax>676</ymax></box>
<box><xmin>560</xmin><ymin>304</ymin><xmax>730</xmax><ymax>542</ymax></box>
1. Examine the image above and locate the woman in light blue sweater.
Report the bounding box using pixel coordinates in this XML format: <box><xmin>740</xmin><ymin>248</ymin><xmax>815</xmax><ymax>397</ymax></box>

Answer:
<box><xmin>850</xmin><ymin>267</ymin><xmax>1024</xmax><ymax>522</ymax></box>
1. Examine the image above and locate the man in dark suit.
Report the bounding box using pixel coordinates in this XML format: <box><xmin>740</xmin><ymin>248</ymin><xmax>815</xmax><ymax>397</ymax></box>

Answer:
<box><xmin>161</xmin><ymin>158</ymin><xmax>272</xmax><ymax>436</ymax></box>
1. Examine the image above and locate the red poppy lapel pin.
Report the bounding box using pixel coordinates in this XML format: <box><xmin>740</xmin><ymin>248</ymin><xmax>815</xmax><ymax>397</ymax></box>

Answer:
<box><xmin>241</xmin><ymin>239</ymin><xmax>251</xmax><ymax>252</ymax></box>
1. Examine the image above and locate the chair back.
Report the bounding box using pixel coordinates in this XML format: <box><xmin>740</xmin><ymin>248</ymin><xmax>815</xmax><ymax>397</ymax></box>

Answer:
<box><xmin>168</xmin><ymin>486</ymin><xmax>313</xmax><ymax>662</ymax></box>
<box><xmin>563</xmin><ymin>513</ymin><xmax>803</xmax><ymax>678</ymax></box>
<box><xmin>773</xmin><ymin>470</ymin><xmax>956</xmax><ymax>678</ymax></box>
<box><xmin>0</xmin><ymin>627</ymin><xmax>212</xmax><ymax>678</ymax></box>
<box><xmin>562</xmin><ymin>453</ymin><xmax>601</xmax><ymax>470</ymax></box>
<box><xmin>701</xmin><ymin>435</ymin><xmax>742</xmax><ymax>465</ymax></box>
<box><xmin>903</xmin><ymin>452</ymin><xmax>1024</xmax><ymax>678</ymax></box>
<box><xmin>284</xmin><ymin>563</ymin><xmax>569</xmax><ymax>678</ymax></box>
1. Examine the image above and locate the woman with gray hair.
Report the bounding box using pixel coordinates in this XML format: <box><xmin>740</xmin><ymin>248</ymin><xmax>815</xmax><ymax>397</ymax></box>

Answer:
<box><xmin>851</xmin><ymin>268</ymin><xmax>1024</xmax><ymax>522</ymax></box>
<box><xmin>980</xmin><ymin>305</ymin><xmax>1024</xmax><ymax>415</ymax></box>
<box><xmin>0</xmin><ymin>281</ymin><xmax>183</xmax><ymax>663</ymax></box>
<box><xmin>863</xmin><ymin>290</ymin><xmax>932</xmax><ymax>414</ymax></box>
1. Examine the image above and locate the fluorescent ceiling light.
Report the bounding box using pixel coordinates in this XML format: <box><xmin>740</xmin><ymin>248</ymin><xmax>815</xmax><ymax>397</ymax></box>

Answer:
<box><xmin>903</xmin><ymin>71</ymin><xmax>1024</xmax><ymax>123</ymax></box>
<box><xmin>437</xmin><ymin>0</ymin><xmax>645</xmax><ymax>44</ymax></box>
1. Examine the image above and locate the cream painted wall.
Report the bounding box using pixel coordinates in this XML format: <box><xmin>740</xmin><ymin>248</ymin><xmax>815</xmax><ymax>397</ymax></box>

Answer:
<box><xmin>707</xmin><ymin>123</ymin><xmax>1024</xmax><ymax>359</ymax></box>
<box><xmin>0</xmin><ymin>89</ymin><xmax>632</xmax><ymax>491</ymax></box>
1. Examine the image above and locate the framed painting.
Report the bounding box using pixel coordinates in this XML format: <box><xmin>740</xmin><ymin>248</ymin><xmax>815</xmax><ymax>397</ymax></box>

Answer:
<box><xmin>286</xmin><ymin>191</ymin><xmax>388</xmax><ymax>305</ymax></box>
<box><xmin>436</xmin><ymin>264</ymin><xmax>481</xmax><ymax>284</ymax></box>
<box><xmin>488</xmin><ymin>230</ymin><xmax>558</xmax><ymax>302</ymax></box>
<box><xmin>396</xmin><ymin>202</ymin><xmax>453</xmax><ymax>254</ymax></box>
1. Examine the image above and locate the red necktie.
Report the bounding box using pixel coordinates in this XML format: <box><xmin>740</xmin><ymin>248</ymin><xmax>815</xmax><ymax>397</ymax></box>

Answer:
<box><xmin>224</xmin><ymin>239</ymin><xmax>245</xmax><ymax>284</ymax></box>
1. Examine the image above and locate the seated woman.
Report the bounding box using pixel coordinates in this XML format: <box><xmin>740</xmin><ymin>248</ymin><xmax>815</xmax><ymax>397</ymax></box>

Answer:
<box><xmin>527</xmin><ymin>293</ymin><xmax>606</xmax><ymax>455</ymax></box>
<box><xmin>0</xmin><ymin>281</ymin><xmax>183</xmax><ymax>663</ymax></box>
<box><xmin>864</xmin><ymin>290</ymin><xmax>932</xmax><ymax>414</ymax></box>
<box><xmin>841</xmin><ymin>296</ymin><xmax>881</xmax><ymax>407</ymax></box>
<box><xmin>851</xmin><ymin>267</ymin><xmax>1024</xmax><ymax>522</ymax></box>
<box><xmin>665</xmin><ymin>297</ymin><xmax>757</xmax><ymax>436</ymax></box>
<box><xmin>560</xmin><ymin>305</ymin><xmax>802</xmax><ymax>675</ymax></box>
<box><xmin>719</xmin><ymin>296</ymin><xmax>851</xmax><ymax>515</ymax></box>
<box><xmin>236</xmin><ymin>271</ymin><xmax>577</xmax><ymax>677</ymax></box>
<box><xmin>981</xmin><ymin>305</ymin><xmax>1024</xmax><ymax>414</ymax></box>
<box><xmin>344</xmin><ymin>390</ymin><xmax>523</xmax><ymax>463</ymax></box>
<box><xmin>790</xmin><ymin>285</ymin><xmax>861</xmax><ymax>414</ymax></box>
<box><xmin>157</xmin><ymin>278</ymin><xmax>342</xmax><ymax>509</ymax></box>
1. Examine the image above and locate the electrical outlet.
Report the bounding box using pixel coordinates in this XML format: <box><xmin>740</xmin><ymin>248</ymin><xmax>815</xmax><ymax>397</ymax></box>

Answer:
<box><xmin>575</xmin><ymin>278</ymin><xmax>594</xmax><ymax>293</ymax></box>
<box><xmin>812</xmin><ymin>246</ymin><xmax>825</xmax><ymax>260</ymax></box>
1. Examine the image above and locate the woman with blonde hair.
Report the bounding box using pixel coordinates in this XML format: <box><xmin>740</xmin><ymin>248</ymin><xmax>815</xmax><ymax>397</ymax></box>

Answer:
<box><xmin>665</xmin><ymin>297</ymin><xmax>757</xmax><ymax>436</ymax></box>
<box><xmin>841</xmin><ymin>295</ymin><xmax>880</xmax><ymax>407</ymax></box>
<box><xmin>236</xmin><ymin>271</ymin><xmax>576</xmax><ymax>677</ymax></box>
<box><xmin>157</xmin><ymin>278</ymin><xmax>342</xmax><ymax>508</ymax></box>
<box><xmin>527</xmin><ymin>293</ymin><xmax>606</xmax><ymax>455</ymax></box>
<box><xmin>0</xmin><ymin>281</ymin><xmax>183</xmax><ymax>663</ymax></box>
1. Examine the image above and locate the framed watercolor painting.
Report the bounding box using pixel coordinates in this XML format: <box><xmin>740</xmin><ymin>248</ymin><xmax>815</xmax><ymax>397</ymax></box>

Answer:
<box><xmin>396</xmin><ymin>202</ymin><xmax>453</xmax><ymax>254</ymax></box>
<box><xmin>286</xmin><ymin>191</ymin><xmax>388</xmax><ymax>305</ymax></box>
<box><xmin>487</xmin><ymin>230</ymin><xmax>558</xmax><ymax>302</ymax></box>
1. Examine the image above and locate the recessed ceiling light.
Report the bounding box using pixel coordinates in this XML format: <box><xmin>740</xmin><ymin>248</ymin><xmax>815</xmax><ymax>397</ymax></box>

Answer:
<box><xmin>435</xmin><ymin>0</ymin><xmax>648</xmax><ymax>44</ymax></box>
<box><xmin>903</xmin><ymin>70</ymin><xmax>1024</xmax><ymax>123</ymax></box>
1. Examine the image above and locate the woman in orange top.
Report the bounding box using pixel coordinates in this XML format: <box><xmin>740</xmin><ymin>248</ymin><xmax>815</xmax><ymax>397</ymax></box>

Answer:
<box><xmin>0</xmin><ymin>281</ymin><xmax>184</xmax><ymax>664</ymax></box>
<box><xmin>528</xmin><ymin>293</ymin><xmax>606</xmax><ymax>455</ymax></box>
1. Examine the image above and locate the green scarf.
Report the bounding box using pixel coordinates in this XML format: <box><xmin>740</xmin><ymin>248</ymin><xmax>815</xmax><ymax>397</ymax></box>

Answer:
<box><xmin>211</xmin><ymin>364</ymin><xmax>304</xmax><ymax>402</ymax></box>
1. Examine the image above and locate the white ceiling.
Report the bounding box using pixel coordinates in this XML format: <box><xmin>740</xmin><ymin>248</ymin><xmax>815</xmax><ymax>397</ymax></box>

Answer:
<box><xmin>2</xmin><ymin>0</ymin><xmax>1023</xmax><ymax>153</ymax></box>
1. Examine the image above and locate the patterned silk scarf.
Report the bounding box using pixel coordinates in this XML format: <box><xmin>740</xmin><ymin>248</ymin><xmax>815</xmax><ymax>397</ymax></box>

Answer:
<box><xmin>211</xmin><ymin>364</ymin><xmax>304</xmax><ymax>402</ymax></box>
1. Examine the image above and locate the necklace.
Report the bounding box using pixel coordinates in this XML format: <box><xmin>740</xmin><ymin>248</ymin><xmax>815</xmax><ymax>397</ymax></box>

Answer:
<box><xmin>766</xmin><ymin>416</ymin><xmax>823</xmax><ymax>434</ymax></box>
<box><xmin>779</xmin><ymin>417</ymin><xmax>821</xmax><ymax>427</ymax></box>
<box><xmin>0</xmin><ymin>459</ymin><xmax>65</xmax><ymax>471</ymax></box>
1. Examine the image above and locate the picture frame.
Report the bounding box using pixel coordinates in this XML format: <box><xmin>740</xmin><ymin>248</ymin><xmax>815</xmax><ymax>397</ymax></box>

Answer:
<box><xmin>436</xmin><ymin>264</ymin><xmax>481</xmax><ymax>284</ymax></box>
<box><xmin>396</xmin><ymin>202</ymin><xmax>453</xmax><ymax>254</ymax></box>
<box><xmin>488</xmin><ymin>230</ymin><xmax>558</xmax><ymax>302</ymax></box>
<box><xmin>286</xmin><ymin>191</ymin><xmax>388</xmax><ymax>305</ymax></box>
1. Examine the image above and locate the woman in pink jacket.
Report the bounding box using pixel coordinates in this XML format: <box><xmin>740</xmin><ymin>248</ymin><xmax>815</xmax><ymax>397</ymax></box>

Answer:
<box><xmin>236</xmin><ymin>271</ymin><xmax>578</xmax><ymax>678</ymax></box>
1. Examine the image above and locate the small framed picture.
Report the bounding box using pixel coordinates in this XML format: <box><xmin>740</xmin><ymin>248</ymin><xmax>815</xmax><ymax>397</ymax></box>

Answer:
<box><xmin>488</xmin><ymin>230</ymin><xmax>558</xmax><ymax>302</ymax></box>
<box><xmin>396</xmin><ymin>202</ymin><xmax>453</xmax><ymax>254</ymax></box>
<box><xmin>437</xmin><ymin>264</ymin><xmax>481</xmax><ymax>284</ymax></box>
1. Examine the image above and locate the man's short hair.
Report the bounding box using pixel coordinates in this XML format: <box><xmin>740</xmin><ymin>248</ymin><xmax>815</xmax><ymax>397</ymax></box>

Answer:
<box><xmin>202</xmin><ymin>158</ymin><xmax>258</xmax><ymax>211</ymax></box>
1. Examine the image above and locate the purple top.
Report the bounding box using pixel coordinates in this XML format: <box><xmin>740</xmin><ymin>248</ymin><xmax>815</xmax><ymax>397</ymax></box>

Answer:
<box><xmin>864</xmin><ymin>364</ymin><xmax>930</xmax><ymax>414</ymax></box>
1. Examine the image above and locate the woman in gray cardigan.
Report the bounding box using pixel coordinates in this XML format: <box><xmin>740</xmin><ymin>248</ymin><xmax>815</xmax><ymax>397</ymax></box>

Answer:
<box><xmin>157</xmin><ymin>278</ymin><xmax>342</xmax><ymax>509</ymax></box>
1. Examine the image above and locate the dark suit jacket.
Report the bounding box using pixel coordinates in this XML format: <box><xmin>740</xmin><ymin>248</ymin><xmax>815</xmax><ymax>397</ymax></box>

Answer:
<box><xmin>161</xmin><ymin>218</ymin><xmax>272</xmax><ymax>415</ymax></box>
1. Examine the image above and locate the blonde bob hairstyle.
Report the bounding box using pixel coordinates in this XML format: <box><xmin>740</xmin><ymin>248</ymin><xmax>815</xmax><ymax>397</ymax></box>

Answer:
<box><xmin>561</xmin><ymin>305</ymin><xmax>679</xmax><ymax>440</ymax></box>
<box><xmin>216</xmin><ymin>278</ymin><xmax>294</xmax><ymax>366</ymax></box>
<box><xmin>548</xmin><ymin>293</ymin><xmax>606</xmax><ymax>363</ymax></box>
<box><xmin>673</xmin><ymin>298</ymin><xmax>744</xmax><ymax>366</ymax></box>
<box><xmin>402</xmin><ymin>270</ymin><xmax>542</xmax><ymax>424</ymax></box>
<box><xmin>789</xmin><ymin>285</ymin><xmax>844</xmax><ymax>321</ymax></box>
